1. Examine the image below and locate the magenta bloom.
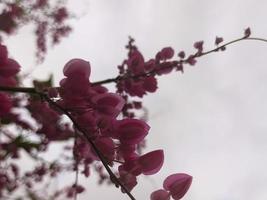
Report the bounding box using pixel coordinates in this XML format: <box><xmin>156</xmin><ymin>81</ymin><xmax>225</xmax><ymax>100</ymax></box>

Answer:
<box><xmin>118</xmin><ymin>144</ymin><xmax>137</xmax><ymax>160</ymax></box>
<box><xmin>0</xmin><ymin>93</ymin><xmax>12</xmax><ymax>117</ymax></box>
<box><xmin>156</xmin><ymin>47</ymin><xmax>174</xmax><ymax>60</ymax></box>
<box><xmin>0</xmin><ymin>76</ymin><xmax>17</xmax><ymax>86</ymax></box>
<box><xmin>63</xmin><ymin>58</ymin><xmax>91</xmax><ymax>78</ymax></box>
<box><xmin>163</xmin><ymin>173</ymin><xmax>192</xmax><ymax>200</ymax></box>
<box><xmin>0</xmin><ymin>44</ymin><xmax>20</xmax><ymax>87</ymax></box>
<box><xmin>150</xmin><ymin>173</ymin><xmax>192</xmax><ymax>200</ymax></box>
<box><xmin>143</xmin><ymin>76</ymin><xmax>157</xmax><ymax>93</ymax></box>
<box><xmin>127</xmin><ymin>50</ymin><xmax>145</xmax><ymax>74</ymax></box>
<box><xmin>114</xmin><ymin>119</ymin><xmax>150</xmax><ymax>144</ymax></box>
<box><xmin>138</xmin><ymin>149</ymin><xmax>164</xmax><ymax>175</ymax></box>
<box><xmin>0</xmin><ymin>59</ymin><xmax>20</xmax><ymax>77</ymax></box>
<box><xmin>0</xmin><ymin>44</ymin><xmax>8</xmax><ymax>63</ymax></box>
<box><xmin>150</xmin><ymin>189</ymin><xmax>170</xmax><ymax>200</ymax></box>
<box><xmin>92</xmin><ymin>137</ymin><xmax>115</xmax><ymax>162</ymax></box>
<box><xmin>118</xmin><ymin>149</ymin><xmax>164</xmax><ymax>177</ymax></box>
<box><xmin>92</xmin><ymin>93</ymin><xmax>125</xmax><ymax>118</ymax></box>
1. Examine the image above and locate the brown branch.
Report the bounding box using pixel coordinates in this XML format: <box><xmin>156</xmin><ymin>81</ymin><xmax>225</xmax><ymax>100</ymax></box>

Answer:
<box><xmin>0</xmin><ymin>86</ymin><xmax>37</xmax><ymax>93</ymax></box>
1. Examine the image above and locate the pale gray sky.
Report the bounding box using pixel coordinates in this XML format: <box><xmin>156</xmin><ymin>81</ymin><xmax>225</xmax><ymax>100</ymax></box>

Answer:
<box><xmin>5</xmin><ymin>0</ymin><xmax>267</xmax><ymax>199</ymax></box>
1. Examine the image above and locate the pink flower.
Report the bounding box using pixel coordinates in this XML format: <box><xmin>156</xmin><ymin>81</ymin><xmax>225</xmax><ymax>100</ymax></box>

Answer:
<box><xmin>150</xmin><ymin>189</ymin><xmax>170</xmax><ymax>200</ymax></box>
<box><xmin>127</xmin><ymin>50</ymin><xmax>145</xmax><ymax>74</ymax></box>
<box><xmin>156</xmin><ymin>47</ymin><xmax>174</xmax><ymax>60</ymax></box>
<box><xmin>0</xmin><ymin>59</ymin><xmax>21</xmax><ymax>77</ymax></box>
<box><xmin>163</xmin><ymin>173</ymin><xmax>192</xmax><ymax>200</ymax></box>
<box><xmin>0</xmin><ymin>93</ymin><xmax>12</xmax><ymax>117</ymax></box>
<box><xmin>92</xmin><ymin>93</ymin><xmax>125</xmax><ymax>118</ymax></box>
<box><xmin>178</xmin><ymin>51</ymin><xmax>185</xmax><ymax>59</ymax></box>
<box><xmin>118</xmin><ymin>170</ymin><xmax>137</xmax><ymax>192</ymax></box>
<box><xmin>63</xmin><ymin>58</ymin><xmax>91</xmax><ymax>79</ymax></box>
<box><xmin>0</xmin><ymin>77</ymin><xmax>17</xmax><ymax>86</ymax></box>
<box><xmin>92</xmin><ymin>137</ymin><xmax>115</xmax><ymax>162</ymax></box>
<box><xmin>143</xmin><ymin>76</ymin><xmax>157</xmax><ymax>92</ymax></box>
<box><xmin>118</xmin><ymin>144</ymin><xmax>137</xmax><ymax>160</ymax></box>
<box><xmin>144</xmin><ymin>59</ymin><xmax>156</xmax><ymax>71</ymax></box>
<box><xmin>60</xmin><ymin>76</ymin><xmax>90</xmax><ymax>96</ymax></box>
<box><xmin>156</xmin><ymin>62</ymin><xmax>174</xmax><ymax>75</ymax></box>
<box><xmin>0</xmin><ymin>44</ymin><xmax>8</xmax><ymax>63</ymax></box>
<box><xmin>138</xmin><ymin>150</ymin><xmax>164</xmax><ymax>175</ymax></box>
<box><xmin>124</xmin><ymin>79</ymin><xmax>147</xmax><ymax>97</ymax></box>
<box><xmin>114</xmin><ymin>119</ymin><xmax>150</xmax><ymax>145</ymax></box>
<box><xmin>151</xmin><ymin>173</ymin><xmax>192</xmax><ymax>200</ymax></box>
<box><xmin>75</xmin><ymin>111</ymin><xmax>97</xmax><ymax>134</ymax></box>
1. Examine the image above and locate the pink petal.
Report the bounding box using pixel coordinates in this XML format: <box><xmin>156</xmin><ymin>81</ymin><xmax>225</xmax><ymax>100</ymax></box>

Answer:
<box><xmin>150</xmin><ymin>189</ymin><xmax>170</xmax><ymax>200</ymax></box>
<box><xmin>118</xmin><ymin>144</ymin><xmax>137</xmax><ymax>160</ymax></box>
<box><xmin>115</xmin><ymin>119</ymin><xmax>150</xmax><ymax>144</ymax></box>
<box><xmin>92</xmin><ymin>93</ymin><xmax>125</xmax><ymax>117</ymax></box>
<box><xmin>178</xmin><ymin>51</ymin><xmax>185</xmax><ymax>59</ymax></box>
<box><xmin>0</xmin><ymin>93</ymin><xmax>12</xmax><ymax>117</ymax></box>
<box><xmin>125</xmin><ymin>80</ymin><xmax>146</xmax><ymax>97</ymax></box>
<box><xmin>156</xmin><ymin>62</ymin><xmax>174</xmax><ymax>75</ymax></box>
<box><xmin>119</xmin><ymin>158</ymin><xmax>142</xmax><ymax>176</ymax></box>
<box><xmin>0</xmin><ymin>44</ymin><xmax>8</xmax><ymax>63</ymax></box>
<box><xmin>144</xmin><ymin>59</ymin><xmax>156</xmax><ymax>71</ymax></box>
<box><xmin>75</xmin><ymin>111</ymin><xmax>97</xmax><ymax>132</ymax></box>
<box><xmin>60</xmin><ymin>75</ymin><xmax>90</xmax><ymax>96</ymax></box>
<box><xmin>138</xmin><ymin>149</ymin><xmax>164</xmax><ymax>175</ymax></box>
<box><xmin>127</xmin><ymin>50</ymin><xmax>145</xmax><ymax>74</ymax></box>
<box><xmin>118</xmin><ymin>170</ymin><xmax>138</xmax><ymax>192</ymax></box>
<box><xmin>0</xmin><ymin>59</ymin><xmax>20</xmax><ymax>77</ymax></box>
<box><xmin>143</xmin><ymin>76</ymin><xmax>157</xmax><ymax>92</ymax></box>
<box><xmin>0</xmin><ymin>77</ymin><xmax>17</xmax><ymax>86</ymax></box>
<box><xmin>92</xmin><ymin>85</ymin><xmax>108</xmax><ymax>94</ymax></box>
<box><xmin>63</xmin><ymin>58</ymin><xmax>91</xmax><ymax>78</ymax></box>
<box><xmin>93</xmin><ymin>137</ymin><xmax>115</xmax><ymax>161</ymax></box>
<box><xmin>156</xmin><ymin>47</ymin><xmax>174</xmax><ymax>60</ymax></box>
<box><xmin>161</xmin><ymin>47</ymin><xmax>174</xmax><ymax>59</ymax></box>
<box><xmin>163</xmin><ymin>173</ymin><xmax>192</xmax><ymax>200</ymax></box>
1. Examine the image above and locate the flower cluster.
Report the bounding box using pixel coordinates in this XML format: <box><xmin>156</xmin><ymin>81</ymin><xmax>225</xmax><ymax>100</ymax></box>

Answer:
<box><xmin>0</xmin><ymin>23</ymin><xmax>253</xmax><ymax>199</ymax></box>
<box><xmin>151</xmin><ymin>173</ymin><xmax>192</xmax><ymax>200</ymax></box>
<box><xmin>58</xmin><ymin>59</ymin><xmax>166</xmax><ymax>193</ymax></box>
<box><xmin>0</xmin><ymin>0</ymin><xmax>72</xmax><ymax>62</ymax></box>
<box><xmin>0</xmin><ymin>43</ymin><xmax>20</xmax><ymax>117</ymax></box>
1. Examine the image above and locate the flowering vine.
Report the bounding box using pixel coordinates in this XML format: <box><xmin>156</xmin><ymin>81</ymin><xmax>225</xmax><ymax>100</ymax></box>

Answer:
<box><xmin>1</xmin><ymin>24</ymin><xmax>267</xmax><ymax>200</ymax></box>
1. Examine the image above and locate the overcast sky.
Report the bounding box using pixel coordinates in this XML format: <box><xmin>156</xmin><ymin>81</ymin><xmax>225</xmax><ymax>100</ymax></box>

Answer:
<box><xmin>5</xmin><ymin>0</ymin><xmax>267</xmax><ymax>199</ymax></box>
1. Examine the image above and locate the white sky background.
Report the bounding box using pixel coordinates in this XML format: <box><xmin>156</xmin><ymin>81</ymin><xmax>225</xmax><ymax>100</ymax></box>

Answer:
<box><xmin>5</xmin><ymin>0</ymin><xmax>267</xmax><ymax>199</ymax></box>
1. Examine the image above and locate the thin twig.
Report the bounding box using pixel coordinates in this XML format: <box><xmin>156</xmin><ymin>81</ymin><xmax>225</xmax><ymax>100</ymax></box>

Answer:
<box><xmin>90</xmin><ymin>37</ymin><xmax>267</xmax><ymax>86</ymax></box>
<box><xmin>1</xmin><ymin>37</ymin><xmax>267</xmax><ymax>94</ymax></box>
<box><xmin>39</xmin><ymin>93</ymin><xmax>136</xmax><ymax>200</ymax></box>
